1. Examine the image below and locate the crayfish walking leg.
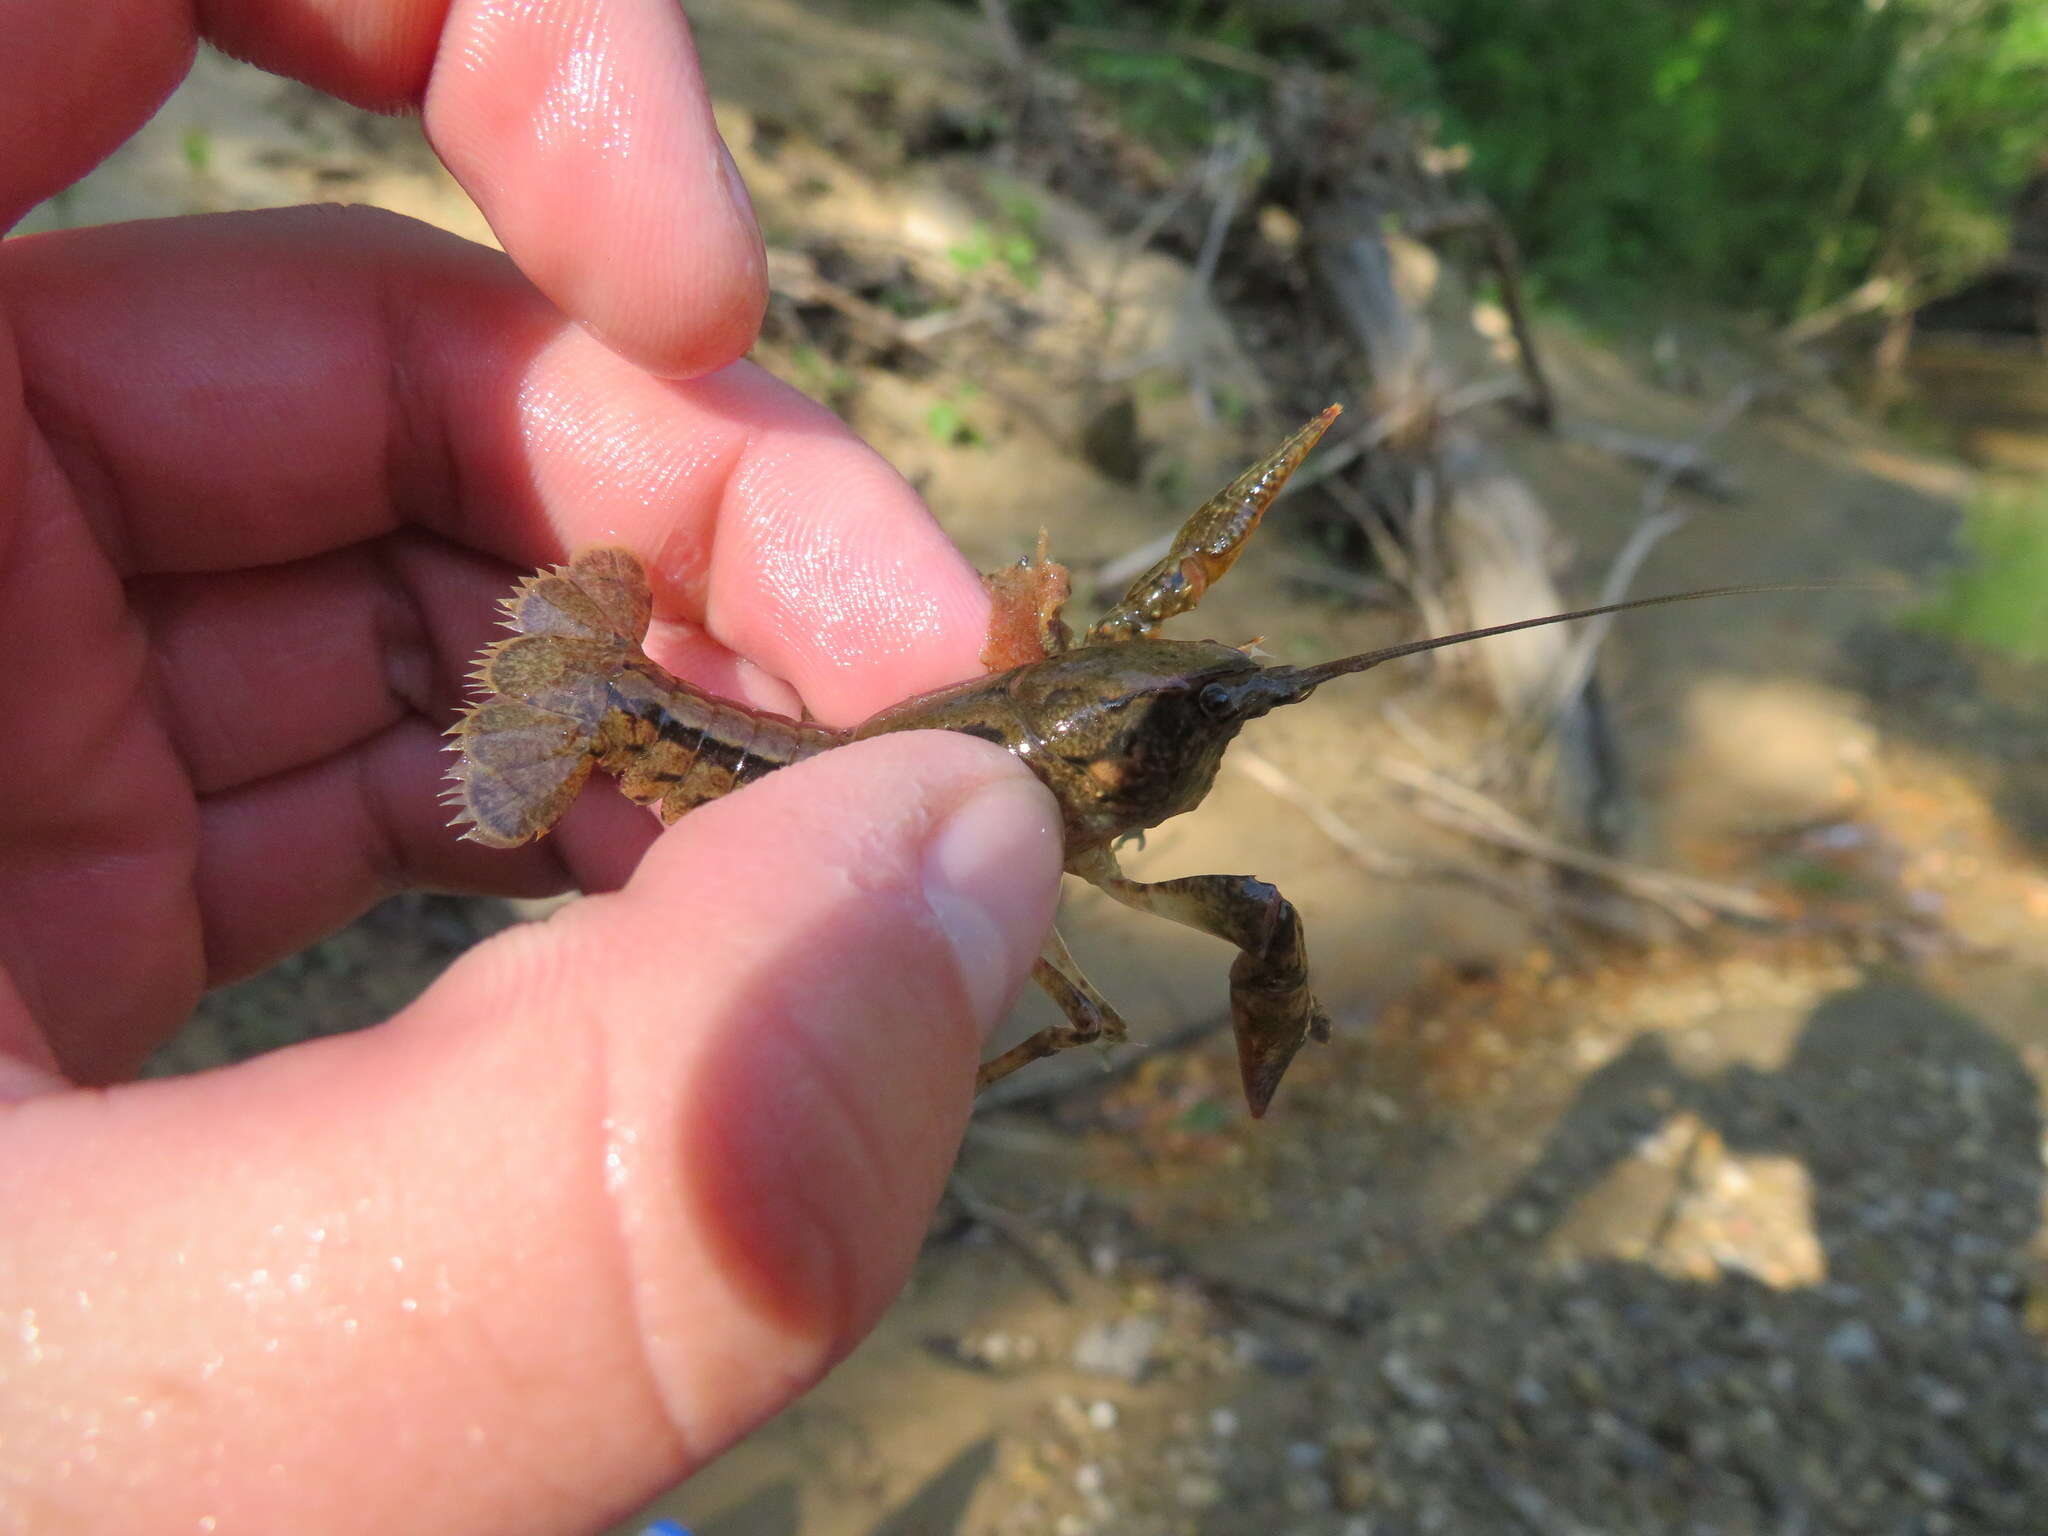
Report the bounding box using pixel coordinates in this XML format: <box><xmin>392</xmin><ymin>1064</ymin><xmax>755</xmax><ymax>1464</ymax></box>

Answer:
<box><xmin>975</xmin><ymin>930</ymin><xmax>1132</xmax><ymax>1093</ymax></box>
<box><xmin>1068</xmin><ymin>846</ymin><xmax>1331</xmax><ymax>1116</ymax></box>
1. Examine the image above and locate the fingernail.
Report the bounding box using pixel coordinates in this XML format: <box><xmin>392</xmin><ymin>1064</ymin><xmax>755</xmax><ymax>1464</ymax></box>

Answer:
<box><xmin>716</xmin><ymin>137</ymin><xmax>763</xmax><ymax>242</ymax></box>
<box><xmin>921</xmin><ymin>777</ymin><xmax>1062</xmax><ymax>1039</ymax></box>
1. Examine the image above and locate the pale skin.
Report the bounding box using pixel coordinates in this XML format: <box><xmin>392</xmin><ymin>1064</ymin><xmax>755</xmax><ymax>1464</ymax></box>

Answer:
<box><xmin>0</xmin><ymin>3</ymin><xmax>1066</xmax><ymax>1531</ymax></box>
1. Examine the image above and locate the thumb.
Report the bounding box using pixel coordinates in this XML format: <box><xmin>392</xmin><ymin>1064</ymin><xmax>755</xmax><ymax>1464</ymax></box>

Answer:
<box><xmin>0</xmin><ymin>733</ymin><xmax>1061</xmax><ymax>1535</ymax></box>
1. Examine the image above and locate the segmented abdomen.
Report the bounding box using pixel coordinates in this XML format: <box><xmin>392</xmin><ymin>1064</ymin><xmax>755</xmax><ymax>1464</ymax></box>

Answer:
<box><xmin>444</xmin><ymin>548</ymin><xmax>842</xmax><ymax>847</ymax></box>
<box><xmin>592</xmin><ymin>660</ymin><xmax>840</xmax><ymax>825</ymax></box>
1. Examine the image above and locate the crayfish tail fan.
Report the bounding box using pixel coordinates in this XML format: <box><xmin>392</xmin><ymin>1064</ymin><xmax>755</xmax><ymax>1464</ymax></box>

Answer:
<box><xmin>443</xmin><ymin>697</ymin><xmax>599</xmax><ymax>847</ymax></box>
<box><xmin>444</xmin><ymin>548</ymin><xmax>656</xmax><ymax>845</ymax></box>
<box><xmin>498</xmin><ymin>546</ymin><xmax>654</xmax><ymax>645</ymax></box>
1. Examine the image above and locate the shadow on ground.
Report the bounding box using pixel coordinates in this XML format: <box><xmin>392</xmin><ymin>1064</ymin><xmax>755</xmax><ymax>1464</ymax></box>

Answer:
<box><xmin>1247</xmin><ymin>978</ymin><xmax>2046</xmax><ymax>1533</ymax></box>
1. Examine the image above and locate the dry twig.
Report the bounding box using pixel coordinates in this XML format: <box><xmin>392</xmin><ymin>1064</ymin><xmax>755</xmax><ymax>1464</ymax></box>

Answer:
<box><xmin>1559</xmin><ymin>419</ymin><xmax>1744</xmax><ymax>501</ymax></box>
<box><xmin>1377</xmin><ymin>758</ymin><xmax>1776</xmax><ymax>927</ymax></box>
<box><xmin>943</xmin><ymin>1175</ymin><xmax>1074</xmax><ymax>1303</ymax></box>
<box><xmin>1232</xmin><ymin>749</ymin><xmax>1637</xmax><ymax>940</ymax></box>
<box><xmin>1780</xmin><ymin>275</ymin><xmax>1899</xmax><ymax>346</ymax></box>
<box><xmin>1539</xmin><ymin>382</ymin><xmax>1758</xmax><ymax>721</ymax></box>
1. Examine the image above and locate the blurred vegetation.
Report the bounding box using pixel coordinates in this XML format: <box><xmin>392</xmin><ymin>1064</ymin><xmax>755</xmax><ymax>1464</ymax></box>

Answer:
<box><xmin>1387</xmin><ymin>0</ymin><xmax>2047</xmax><ymax>316</ymax></box>
<box><xmin>1915</xmin><ymin>479</ymin><xmax>2048</xmax><ymax>660</ymax></box>
<box><xmin>947</xmin><ymin>179</ymin><xmax>1047</xmax><ymax>286</ymax></box>
<box><xmin>915</xmin><ymin>0</ymin><xmax>2048</xmax><ymax>320</ymax></box>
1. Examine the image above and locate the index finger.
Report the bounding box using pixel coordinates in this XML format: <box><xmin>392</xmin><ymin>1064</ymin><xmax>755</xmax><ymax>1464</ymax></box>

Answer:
<box><xmin>1</xmin><ymin>207</ymin><xmax>988</xmax><ymax>723</ymax></box>
<box><xmin>2</xmin><ymin>0</ymin><xmax>762</xmax><ymax>376</ymax></box>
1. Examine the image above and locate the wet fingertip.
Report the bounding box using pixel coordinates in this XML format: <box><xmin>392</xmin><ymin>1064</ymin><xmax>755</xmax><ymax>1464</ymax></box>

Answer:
<box><xmin>579</xmin><ymin>268</ymin><xmax>765</xmax><ymax>381</ymax></box>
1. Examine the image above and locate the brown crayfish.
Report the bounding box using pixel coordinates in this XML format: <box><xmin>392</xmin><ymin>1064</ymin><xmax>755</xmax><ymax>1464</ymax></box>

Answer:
<box><xmin>447</xmin><ymin>406</ymin><xmax>1779</xmax><ymax>1115</ymax></box>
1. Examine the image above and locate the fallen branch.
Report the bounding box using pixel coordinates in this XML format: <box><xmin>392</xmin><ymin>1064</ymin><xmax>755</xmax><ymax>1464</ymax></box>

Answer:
<box><xmin>1780</xmin><ymin>275</ymin><xmax>1899</xmax><ymax>347</ymax></box>
<box><xmin>1092</xmin><ymin>124</ymin><xmax>1259</xmax><ymax>411</ymax></box>
<box><xmin>1377</xmin><ymin>758</ymin><xmax>1776</xmax><ymax>927</ymax></box>
<box><xmin>1558</xmin><ymin>419</ymin><xmax>1744</xmax><ymax>501</ymax></box>
<box><xmin>1232</xmin><ymin>749</ymin><xmax>1639</xmax><ymax>941</ymax></box>
<box><xmin>1538</xmin><ymin>383</ymin><xmax>1758</xmax><ymax>723</ymax></box>
<box><xmin>1315</xmin><ymin>473</ymin><xmax>1459</xmax><ymax>640</ymax></box>
<box><xmin>972</xmin><ymin>1005</ymin><xmax>1232</xmax><ymax>1113</ymax></box>
<box><xmin>1263</xmin><ymin>555</ymin><xmax>1398</xmax><ymax>605</ymax></box>
<box><xmin>943</xmin><ymin>1174</ymin><xmax>1075</xmax><ymax>1303</ymax></box>
<box><xmin>977</xmin><ymin>0</ymin><xmax>1028</xmax><ymax>74</ymax></box>
<box><xmin>1288</xmin><ymin>374</ymin><xmax>1526</xmax><ymax>493</ymax></box>
<box><xmin>1401</xmin><ymin>199</ymin><xmax>1559</xmax><ymax>429</ymax></box>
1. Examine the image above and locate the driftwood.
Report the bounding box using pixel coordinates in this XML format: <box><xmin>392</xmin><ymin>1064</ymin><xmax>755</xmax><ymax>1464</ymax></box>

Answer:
<box><xmin>1398</xmin><ymin>198</ymin><xmax>1559</xmax><ymax>430</ymax></box>
<box><xmin>1300</xmin><ymin>188</ymin><xmax>1632</xmax><ymax>853</ymax></box>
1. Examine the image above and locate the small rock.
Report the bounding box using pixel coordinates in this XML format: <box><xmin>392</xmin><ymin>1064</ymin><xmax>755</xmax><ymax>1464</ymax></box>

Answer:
<box><xmin>1286</xmin><ymin>1441</ymin><xmax>1327</xmax><ymax>1471</ymax></box>
<box><xmin>1823</xmin><ymin>1320</ymin><xmax>1879</xmax><ymax>1363</ymax></box>
<box><xmin>1072</xmin><ymin>1316</ymin><xmax>1163</xmax><ymax>1383</ymax></box>
<box><xmin>1909</xmin><ymin>1467</ymin><xmax>1953</xmax><ymax>1503</ymax></box>
<box><xmin>1327</xmin><ymin>1421</ymin><xmax>1377</xmax><ymax>1455</ymax></box>
<box><xmin>1236</xmin><ymin>1333</ymin><xmax>1317</xmax><ymax>1376</ymax></box>
<box><xmin>1381</xmin><ymin>1350</ymin><xmax>1445</xmax><ymax>1410</ymax></box>
<box><xmin>1922</xmin><ymin>1380</ymin><xmax>1967</xmax><ymax>1418</ymax></box>
<box><xmin>1404</xmin><ymin>1420</ymin><xmax>1451</xmax><ymax>1461</ymax></box>
<box><xmin>1334</xmin><ymin>1459</ymin><xmax>1378</xmax><ymax>1511</ymax></box>
<box><xmin>1283</xmin><ymin>1472</ymin><xmax>1333</xmax><ymax>1513</ymax></box>
<box><xmin>1052</xmin><ymin>1395</ymin><xmax>1090</xmax><ymax>1435</ymax></box>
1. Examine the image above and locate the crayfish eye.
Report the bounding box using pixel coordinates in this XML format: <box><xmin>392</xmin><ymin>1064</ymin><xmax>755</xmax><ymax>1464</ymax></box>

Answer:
<box><xmin>1197</xmin><ymin>681</ymin><xmax>1237</xmax><ymax>719</ymax></box>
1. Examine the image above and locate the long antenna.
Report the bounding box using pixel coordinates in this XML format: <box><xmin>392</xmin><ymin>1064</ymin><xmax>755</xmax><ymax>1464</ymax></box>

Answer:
<box><xmin>1279</xmin><ymin>583</ymin><xmax>1871</xmax><ymax>692</ymax></box>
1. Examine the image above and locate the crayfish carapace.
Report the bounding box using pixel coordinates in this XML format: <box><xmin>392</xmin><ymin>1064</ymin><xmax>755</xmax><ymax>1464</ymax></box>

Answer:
<box><xmin>448</xmin><ymin>407</ymin><xmax>1793</xmax><ymax>1115</ymax></box>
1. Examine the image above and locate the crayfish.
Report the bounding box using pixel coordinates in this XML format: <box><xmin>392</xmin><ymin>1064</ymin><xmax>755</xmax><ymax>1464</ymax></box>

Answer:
<box><xmin>447</xmin><ymin>406</ymin><xmax>1781</xmax><ymax>1115</ymax></box>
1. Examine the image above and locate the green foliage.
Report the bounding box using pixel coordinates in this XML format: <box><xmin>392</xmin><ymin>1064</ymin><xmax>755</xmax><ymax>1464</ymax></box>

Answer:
<box><xmin>787</xmin><ymin>345</ymin><xmax>858</xmax><ymax>414</ymax></box>
<box><xmin>180</xmin><ymin>126</ymin><xmax>213</xmax><ymax>175</ymax></box>
<box><xmin>926</xmin><ymin>385</ymin><xmax>988</xmax><ymax>447</ymax></box>
<box><xmin>903</xmin><ymin>0</ymin><xmax>2048</xmax><ymax>321</ymax></box>
<box><xmin>1773</xmin><ymin>856</ymin><xmax>1863</xmax><ymax>897</ymax></box>
<box><xmin>948</xmin><ymin>185</ymin><xmax>1045</xmax><ymax>285</ymax></box>
<box><xmin>1915</xmin><ymin>480</ymin><xmax>2048</xmax><ymax>661</ymax></box>
<box><xmin>1406</xmin><ymin>0</ymin><xmax>2048</xmax><ymax>316</ymax></box>
<box><xmin>1173</xmin><ymin>1097</ymin><xmax>1233</xmax><ymax>1133</ymax></box>
<box><xmin>1212</xmin><ymin>383</ymin><xmax>1252</xmax><ymax>427</ymax></box>
<box><xmin>947</xmin><ymin>221</ymin><xmax>1042</xmax><ymax>284</ymax></box>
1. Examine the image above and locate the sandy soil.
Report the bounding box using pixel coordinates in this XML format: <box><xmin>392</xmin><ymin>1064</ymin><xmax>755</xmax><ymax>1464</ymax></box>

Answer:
<box><xmin>28</xmin><ymin>7</ymin><xmax>2047</xmax><ymax>1533</ymax></box>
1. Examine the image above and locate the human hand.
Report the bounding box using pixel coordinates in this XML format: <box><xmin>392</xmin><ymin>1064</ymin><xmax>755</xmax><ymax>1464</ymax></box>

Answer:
<box><xmin>0</xmin><ymin>4</ymin><xmax>1063</xmax><ymax>1530</ymax></box>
